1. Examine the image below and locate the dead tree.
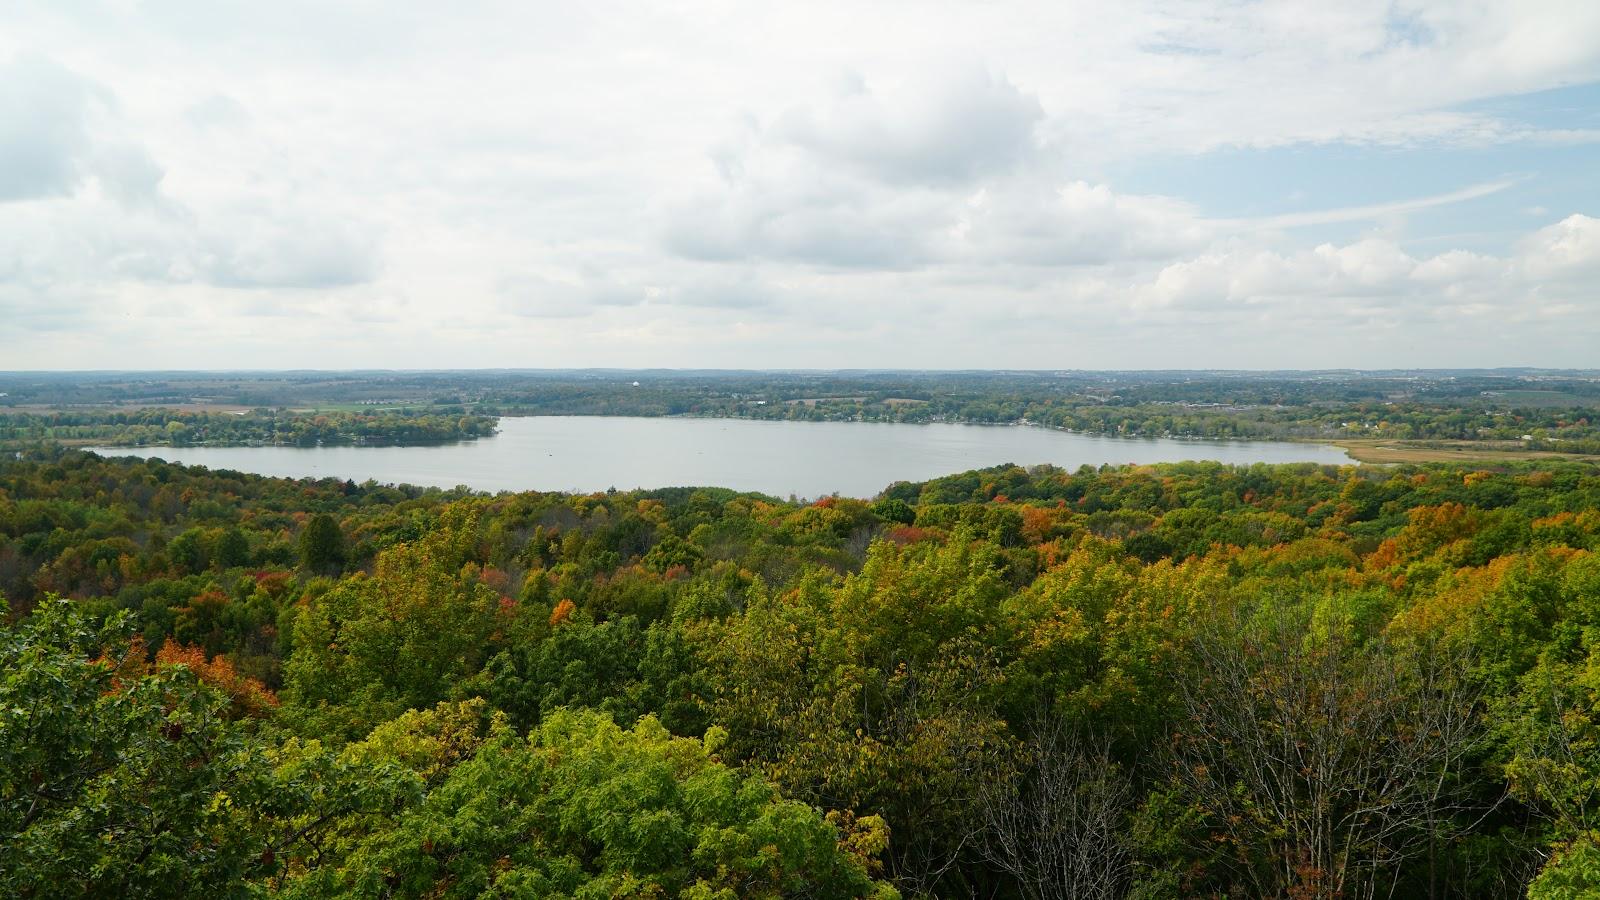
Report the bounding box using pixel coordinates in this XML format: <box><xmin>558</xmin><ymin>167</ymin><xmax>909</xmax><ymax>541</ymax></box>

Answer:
<box><xmin>981</xmin><ymin>714</ymin><xmax>1133</xmax><ymax>900</ymax></box>
<box><xmin>1172</xmin><ymin>603</ymin><xmax>1484</xmax><ymax>900</ymax></box>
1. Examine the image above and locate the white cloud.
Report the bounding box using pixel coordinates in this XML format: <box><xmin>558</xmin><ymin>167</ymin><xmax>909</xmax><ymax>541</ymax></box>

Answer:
<box><xmin>773</xmin><ymin>66</ymin><xmax>1043</xmax><ymax>186</ymax></box>
<box><xmin>0</xmin><ymin>53</ymin><xmax>382</xmax><ymax>312</ymax></box>
<box><xmin>0</xmin><ymin>2</ymin><xmax>1598</xmax><ymax>368</ymax></box>
<box><xmin>194</xmin><ymin>209</ymin><xmax>380</xmax><ymax>290</ymax></box>
<box><xmin>1518</xmin><ymin>214</ymin><xmax>1600</xmax><ymax>280</ymax></box>
<box><xmin>0</xmin><ymin>54</ymin><xmax>164</xmax><ymax>205</ymax></box>
<box><xmin>953</xmin><ymin>181</ymin><xmax>1209</xmax><ymax>266</ymax></box>
<box><xmin>1130</xmin><ymin>220</ymin><xmax>1597</xmax><ymax>324</ymax></box>
<box><xmin>499</xmin><ymin>265</ymin><xmax>784</xmax><ymax>321</ymax></box>
<box><xmin>1218</xmin><ymin>179</ymin><xmax>1522</xmax><ymax>231</ymax></box>
<box><xmin>499</xmin><ymin>272</ymin><xmax>646</xmax><ymax>320</ymax></box>
<box><xmin>664</xmin><ymin>70</ymin><xmax>1208</xmax><ymax>271</ymax></box>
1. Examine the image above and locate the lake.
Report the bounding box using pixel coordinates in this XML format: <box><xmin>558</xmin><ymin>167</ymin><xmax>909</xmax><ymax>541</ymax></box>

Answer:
<box><xmin>90</xmin><ymin>415</ymin><xmax>1352</xmax><ymax>498</ymax></box>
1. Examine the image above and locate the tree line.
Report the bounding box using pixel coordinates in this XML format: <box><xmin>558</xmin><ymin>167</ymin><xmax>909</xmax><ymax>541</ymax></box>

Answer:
<box><xmin>7</xmin><ymin>370</ymin><xmax>1599</xmax><ymax>451</ymax></box>
<box><xmin>0</xmin><ymin>409</ymin><xmax>498</xmax><ymax>449</ymax></box>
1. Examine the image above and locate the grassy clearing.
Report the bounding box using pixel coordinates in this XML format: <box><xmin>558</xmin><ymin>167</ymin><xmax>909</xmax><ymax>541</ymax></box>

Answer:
<box><xmin>1331</xmin><ymin>439</ymin><xmax>1599</xmax><ymax>464</ymax></box>
<box><xmin>1480</xmin><ymin>389</ymin><xmax>1600</xmax><ymax>408</ymax></box>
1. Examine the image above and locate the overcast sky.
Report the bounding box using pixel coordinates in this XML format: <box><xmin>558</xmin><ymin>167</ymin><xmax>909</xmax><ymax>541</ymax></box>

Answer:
<box><xmin>3</xmin><ymin>1</ymin><xmax>1598</xmax><ymax>370</ymax></box>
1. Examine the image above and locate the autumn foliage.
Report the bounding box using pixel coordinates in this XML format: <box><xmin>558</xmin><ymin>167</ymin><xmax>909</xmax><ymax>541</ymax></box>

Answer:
<box><xmin>5</xmin><ymin>449</ymin><xmax>1600</xmax><ymax>898</ymax></box>
<box><xmin>156</xmin><ymin>640</ymin><xmax>279</xmax><ymax>717</ymax></box>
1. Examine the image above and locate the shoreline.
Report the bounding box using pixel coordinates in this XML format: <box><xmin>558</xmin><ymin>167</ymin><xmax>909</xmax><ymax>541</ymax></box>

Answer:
<box><xmin>22</xmin><ymin>412</ymin><xmax>1600</xmax><ymax>467</ymax></box>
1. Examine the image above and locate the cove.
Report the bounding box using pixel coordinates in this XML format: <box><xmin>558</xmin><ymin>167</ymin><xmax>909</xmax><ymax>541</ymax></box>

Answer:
<box><xmin>90</xmin><ymin>415</ymin><xmax>1352</xmax><ymax>499</ymax></box>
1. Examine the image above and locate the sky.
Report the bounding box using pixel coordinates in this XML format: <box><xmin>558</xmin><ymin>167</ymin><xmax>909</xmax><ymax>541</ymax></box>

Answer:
<box><xmin>2</xmin><ymin>0</ymin><xmax>1598</xmax><ymax>371</ymax></box>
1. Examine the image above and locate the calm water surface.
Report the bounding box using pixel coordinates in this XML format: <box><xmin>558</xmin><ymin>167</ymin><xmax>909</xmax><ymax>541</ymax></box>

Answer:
<box><xmin>92</xmin><ymin>416</ymin><xmax>1351</xmax><ymax>498</ymax></box>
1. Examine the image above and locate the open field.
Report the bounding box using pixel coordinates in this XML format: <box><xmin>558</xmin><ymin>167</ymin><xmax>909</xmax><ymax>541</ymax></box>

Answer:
<box><xmin>1478</xmin><ymin>389</ymin><xmax>1600</xmax><ymax>408</ymax></box>
<box><xmin>1331</xmin><ymin>439</ymin><xmax>1599</xmax><ymax>464</ymax></box>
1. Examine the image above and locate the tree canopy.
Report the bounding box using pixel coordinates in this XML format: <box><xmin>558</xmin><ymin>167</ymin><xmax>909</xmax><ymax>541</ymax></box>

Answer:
<box><xmin>3</xmin><ymin>447</ymin><xmax>1600</xmax><ymax>896</ymax></box>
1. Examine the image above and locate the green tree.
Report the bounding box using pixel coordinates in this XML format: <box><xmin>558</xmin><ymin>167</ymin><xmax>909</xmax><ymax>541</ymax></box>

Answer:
<box><xmin>0</xmin><ymin>598</ymin><xmax>273</xmax><ymax>898</ymax></box>
<box><xmin>284</xmin><ymin>518</ymin><xmax>499</xmax><ymax>740</ymax></box>
<box><xmin>167</xmin><ymin>527</ymin><xmax>209</xmax><ymax>575</ymax></box>
<box><xmin>213</xmin><ymin>527</ymin><xmax>251</xmax><ymax>569</ymax></box>
<box><xmin>699</xmin><ymin>537</ymin><xmax>1017</xmax><ymax>896</ymax></box>
<box><xmin>298</xmin><ymin>513</ymin><xmax>345</xmax><ymax>575</ymax></box>
<box><xmin>277</xmin><ymin>705</ymin><xmax>898</xmax><ymax>899</ymax></box>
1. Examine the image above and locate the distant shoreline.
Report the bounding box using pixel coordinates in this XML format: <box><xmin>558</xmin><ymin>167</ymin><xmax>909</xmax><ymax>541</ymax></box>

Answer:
<box><xmin>28</xmin><ymin>410</ymin><xmax>1600</xmax><ymax>466</ymax></box>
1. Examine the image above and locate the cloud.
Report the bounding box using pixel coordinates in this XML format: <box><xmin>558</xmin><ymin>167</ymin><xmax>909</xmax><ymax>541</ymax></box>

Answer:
<box><xmin>184</xmin><ymin>94</ymin><xmax>251</xmax><ymax>130</ymax></box>
<box><xmin>0</xmin><ymin>283</ymin><xmax>98</xmax><ymax>334</ymax></box>
<box><xmin>664</xmin><ymin>71</ymin><xmax>1205</xmax><ymax>271</ymax></box>
<box><xmin>2</xmin><ymin>2</ymin><xmax>1598</xmax><ymax>368</ymax></box>
<box><xmin>0</xmin><ymin>54</ymin><xmax>164</xmax><ymax>205</ymax></box>
<box><xmin>664</xmin><ymin>165</ymin><xmax>1206</xmax><ymax>272</ymax></box>
<box><xmin>499</xmin><ymin>273</ymin><xmax>642</xmax><ymax>319</ymax></box>
<box><xmin>663</xmin><ymin>175</ymin><xmax>948</xmax><ymax>269</ymax></box>
<box><xmin>1080</xmin><ymin>0</ymin><xmax>1600</xmax><ymax>152</ymax></box>
<box><xmin>1217</xmin><ymin>179</ymin><xmax>1522</xmax><ymax>231</ymax></box>
<box><xmin>773</xmin><ymin>66</ymin><xmax>1043</xmax><ymax>186</ymax></box>
<box><xmin>655</xmin><ymin>271</ymin><xmax>780</xmax><ymax>310</ymax></box>
<box><xmin>1518</xmin><ymin>213</ymin><xmax>1600</xmax><ymax>280</ymax></box>
<box><xmin>1134</xmin><ymin>240</ymin><xmax>1422</xmax><ymax>313</ymax></box>
<box><xmin>663</xmin><ymin>69</ymin><xmax>1029</xmax><ymax>268</ymax></box>
<box><xmin>195</xmin><ymin>211</ymin><xmax>380</xmax><ymax>289</ymax></box>
<box><xmin>0</xmin><ymin>181</ymin><xmax>380</xmax><ymax>295</ymax></box>
<box><xmin>953</xmin><ymin>181</ymin><xmax>1208</xmax><ymax>266</ymax></box>
<box><xmin>0</xmin><ymin>53</ymin><xmax>379</xmax><ymax>299</ymax></box>
<box><xmin>500</xmin><ymin>266</ymin><xmax>779</xmax><ymax>320</ymax></box>
<box><xmin>0</xmin><ymin>56</ymin><xmax>96</xmax><ymax>202</ymax></box>
<box><xmin>1129</xmin><ymin>215</ymin><xmax>1599</xmax><ymax>321</ymax></box>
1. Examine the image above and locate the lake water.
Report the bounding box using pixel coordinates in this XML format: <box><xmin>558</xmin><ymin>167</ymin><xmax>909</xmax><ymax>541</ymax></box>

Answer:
<box><xmin>90</xmin><ymin>415</ymin><xmax>1352</xmax><ymax>498</ymax></box>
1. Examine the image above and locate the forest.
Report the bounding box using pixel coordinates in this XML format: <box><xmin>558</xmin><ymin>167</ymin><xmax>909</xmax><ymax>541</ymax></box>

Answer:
<box><xmin>4</xmin><ymin>448</ymin><xmax>1600</xmax><ymax>897</ymax></box>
